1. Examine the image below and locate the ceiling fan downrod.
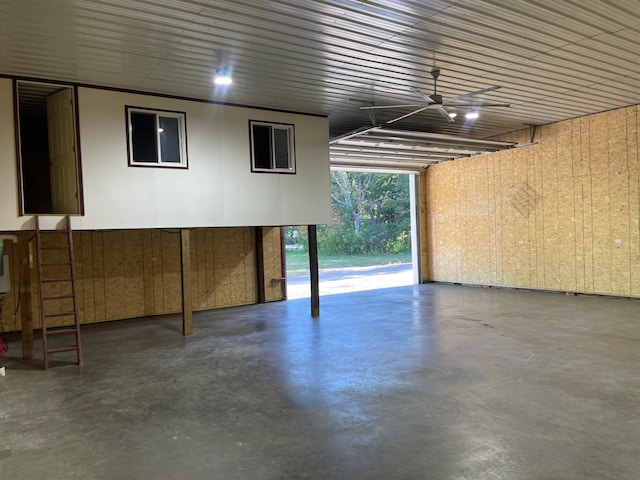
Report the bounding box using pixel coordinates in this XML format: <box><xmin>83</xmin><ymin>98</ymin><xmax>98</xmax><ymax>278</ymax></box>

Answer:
<box><xmin>430</xmin><ymin>67</ymin><xmax>440</xmax><ymax>94</ymax></box>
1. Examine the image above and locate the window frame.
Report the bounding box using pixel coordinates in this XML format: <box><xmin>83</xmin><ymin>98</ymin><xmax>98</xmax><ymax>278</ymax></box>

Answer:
<box><xmin>126</xmin><ymin>106</ymin><xmax>188</xmax><ymax>169</ymax></box>
<box><xmin>249</xmin><ymin>120</ymin><xmax>296</xmax><ymax>174</ymax></box>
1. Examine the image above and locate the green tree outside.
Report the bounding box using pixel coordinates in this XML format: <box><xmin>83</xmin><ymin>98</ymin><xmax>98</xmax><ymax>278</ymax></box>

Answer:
<box><xmin>286</xmin><ymin>172</ymin><xmax>411</xmax><ymax>256</ymax></box>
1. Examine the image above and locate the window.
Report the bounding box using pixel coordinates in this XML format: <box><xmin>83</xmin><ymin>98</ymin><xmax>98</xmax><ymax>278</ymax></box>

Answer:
<box><xmin>126</xmin><ymin>107</ymin><xmax>187</xmax><ymax>168</ymax></box>
<box><xmin>250</xmin><ymin>121</ymin><xmax>296</xmax><ymax>173</ymax></box>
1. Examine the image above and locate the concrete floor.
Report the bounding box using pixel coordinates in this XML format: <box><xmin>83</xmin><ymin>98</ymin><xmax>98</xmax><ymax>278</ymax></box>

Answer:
<box><xmin>0</xmin><ymin>283</ymin><xmax>639</xmax><ymax>479</ymax></box>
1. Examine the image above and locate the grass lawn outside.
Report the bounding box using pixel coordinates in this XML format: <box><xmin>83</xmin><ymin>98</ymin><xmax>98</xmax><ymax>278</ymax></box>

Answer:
<box><xmin>285</xmin><ymin>250</ymin><xmax>412</xmax><ymax>273</ymax></box>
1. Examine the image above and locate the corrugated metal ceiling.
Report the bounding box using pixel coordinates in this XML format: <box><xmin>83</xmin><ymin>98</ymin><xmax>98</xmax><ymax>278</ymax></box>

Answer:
<box><xmin>2</xmin><ymin>0</ymin><xmax>640</xmax><ymax>141</ymax></box>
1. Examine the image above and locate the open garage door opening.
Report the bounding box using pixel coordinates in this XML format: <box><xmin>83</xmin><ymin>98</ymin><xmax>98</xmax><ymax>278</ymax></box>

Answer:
<box><xmin>285</xmin><ymin>172</ymin><xmax>420</xmax><ymax>299</ymax></box>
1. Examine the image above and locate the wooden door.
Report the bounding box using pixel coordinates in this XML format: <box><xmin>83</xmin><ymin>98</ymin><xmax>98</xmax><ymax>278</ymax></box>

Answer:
<box><xmin>47</xmin><ymin>88</ymin><xmax>79</xmax><ymax>214</ymax></box>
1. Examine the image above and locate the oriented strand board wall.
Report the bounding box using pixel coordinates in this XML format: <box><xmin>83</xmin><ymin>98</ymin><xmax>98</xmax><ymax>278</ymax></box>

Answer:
<box><xmin>0</xmin><ymin>227</ymin><xmax>263</xmax><ymax>332</ymax></box>
<box><xmin>261</xmin><ymin>227</ymin><xmax>286</xmax><ymax>302</ymax></box>
<box><xmin>423</xmin><ymin>105</ymin><xmax>640</xmax><ymax>298</ymax></box>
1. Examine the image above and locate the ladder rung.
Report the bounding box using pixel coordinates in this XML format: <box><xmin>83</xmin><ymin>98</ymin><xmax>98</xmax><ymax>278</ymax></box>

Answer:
<box><xmin>40</xmin><ymin>246</ymin><xmax>70</xmax><ymax>250</ymax></box>
<box><xmin>43</xmin><ymin>294</ymin><xmax>75</xmax><ymax>300</ymax></box>
<box><xmin>44</xmin><ymin>311</ymin><xmax>76</xmax><ymax>318</ymax></box>
<box><xmin>42</xmin><ymin>278</ymin><xmax>72</xmax><ymax>283</ymax></box>
<box><xmin>45</xmin><ymin>328</ymin><xmax>78</xmax><ymax>337</ymax></box>
<box><xmin>47</xmin><ymin>346</ymin><xmax>80</xmax><ymax>355</ymax></box>
<box><xmin>41</xmin><ymin>262</ymin><xmax>71</xmax><ymax>266</ymax></box>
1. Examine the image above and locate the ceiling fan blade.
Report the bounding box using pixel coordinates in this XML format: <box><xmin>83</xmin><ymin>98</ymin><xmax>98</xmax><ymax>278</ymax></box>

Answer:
<box><xmin>411</xmin><ymin>88</ymin><xmax>436</xmax><ymax>103</ymax></box>
<box><xmin>360</xmin><ymin>104</ymin><xmax>428</xmax><ymax>110</ymax></box>
<box><xmin>411</xmin><ymin>88</ymin><xmax>435</xmax><ymax>103</ymax></box>
<box><xmin>433</xmin><ymin>104</ymin><xmax>455</xmax><ymax>122</ymax></box>
<box><xmin>386</xmin><ymin>106</ymin><xmax>431</xmax><ymax>124</ymax></box>
<box><xmin>445</xmin><ymin>103</ymin><xmax>511</xmax><ymax>107</ymax></box>
<box><xmin>444</xmin><ymin>85</ymin><xmax>501</xmax><ymax>104</ymax></box>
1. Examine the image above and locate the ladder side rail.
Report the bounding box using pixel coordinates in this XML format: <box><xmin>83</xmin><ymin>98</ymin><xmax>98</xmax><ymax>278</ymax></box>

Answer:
<box><xmin>34</xmin><ymin>216</ymin><xmax>50</xmax><ymax>369</ymax></box>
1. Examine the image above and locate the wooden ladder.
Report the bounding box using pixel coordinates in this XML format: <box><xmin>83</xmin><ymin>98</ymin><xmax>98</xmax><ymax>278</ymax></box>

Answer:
<box><xmin>35</xmin><ymin>215</ymin><xmax>83</xmax><ymax>369</ymax></box>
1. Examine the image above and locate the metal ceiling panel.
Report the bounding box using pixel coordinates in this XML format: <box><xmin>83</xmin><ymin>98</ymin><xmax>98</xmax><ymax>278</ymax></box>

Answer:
<box><xmin>2</xmin><ymin>0</ymin><xmax>640</xmax><ymax>145</ymax></box>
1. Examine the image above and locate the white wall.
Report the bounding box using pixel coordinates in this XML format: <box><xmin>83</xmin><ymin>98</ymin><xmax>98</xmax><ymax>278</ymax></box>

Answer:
<box><xmin>0</xmin><ymin>80</ymin><xmax>331</xmax><ymax>230</ymax></box>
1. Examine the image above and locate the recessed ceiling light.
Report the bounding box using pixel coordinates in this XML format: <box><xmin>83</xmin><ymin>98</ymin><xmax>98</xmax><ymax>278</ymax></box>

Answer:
<box><xmin>214</xmin><ymin>74</ymin><xmax>232</xmax><ymax>85</ymax></box>
<box><xmin>465</xmin><ymin>111</ymin><xmax>479</xmax><ymax>120</ymax></box>
<box><xmin>448</xmin><ymin>112</ymin><xmax>457</xmax><ymax>119</ymax></box>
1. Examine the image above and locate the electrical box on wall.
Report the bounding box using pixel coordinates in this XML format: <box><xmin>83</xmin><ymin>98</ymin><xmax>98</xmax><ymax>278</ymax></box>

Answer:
<box><xmin>0</xmin><ymin>255</ymin><xmax>10</xmax><ymax>293</ymax></box>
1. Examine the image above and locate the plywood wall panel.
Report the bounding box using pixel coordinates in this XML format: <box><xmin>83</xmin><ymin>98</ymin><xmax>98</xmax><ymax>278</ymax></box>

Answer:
<box><xmin>630</xmin><ymin>107</ymin><xmax>640</xmax><ymax>172</ymax></box>
<box><xmin>91</xmin><ymin>232</ymin><xmax>107</xmax><ymax>322</ymax></box>
<box><xmin>540</xmin><ymin>125</ymin><xmax>561</xmax><ymax>290</ymax></box>
<box><xmin>591</xmin><ymin>175</ymin><xmax>612</xmax><ymax>294</ymax></box>
<box><xmin>204</xmin><ymin>229</ymin><xmax>216</xmax><ymax>308</ymax></box>
<box><xmin>142</xmin><ymin>230</ymin><xmax>155</xmax><ymax>316</ymax></box>
<box><xmin>532</xmin><ymin>142</ymin><xmax>546</xmax><ymax>289</ymax></box>
<box><xmin>610</xmin><ymin>172</ymin><xmax>631</xmax><ymax>296</ymax></box>
<box><xmin>485</xmin><ymin>158</ymin><xmax>499</xmax><ymax>285</ymax></box>
<box><xmin>1</xmin><ymin>239</ymin><xmax>19</xmax><ymax>332</ymax></box>
<box><xmin>512</xmin><ymin>148</ymin><xmax>531</xmax><ymax>288</ymax></box>
<box><xmin>79</xmin><ymin>232</ymin><xmax>95</xmax><ymax>323</ymax></box>
<box><xmin>608</xmin><ymin>108</ymin><xmax>628</xmax><ymax>173</ymax></box>
<box><xmin>556</xmin><ymin>122</ymin><xmax>577</xmax><ymax>291</ymax></box>
<box><xmin>590</xmin><ymin>112</ymin><xmax>609</xmax><ymax>175</ymax></box>
<box><xmin>244</xmin><ymin>228</ymin><xmax>257</xmax><ymax>304</ymax></box>
<box><xmin>3</xmin><ymin>226</ymin><xmax>267</xmax><ymax>332</ymax></box>
<box><xmin>71</xmin><ymin>233</ymin><xmax>84</xmax><ymax>324</ymax></box>
<box><xmin>581</xmin><ymin>177</ymin><xmax>595</xmax><ymax>293</ymax></box>
<box><xmin>423</xmin><ymin>104</ymin><xmax>640</xmax><ymax>299</ymax></box>
<box><xmin>525</xmin><ymin>146</ymin><xmax>539</xmax><ymax>287</ymax></box>
<box><xmin>500</xmin><ymin>152</ymin><xmax>517</xmax><ymax>287</ymax></box>
<box><xmin>573</xmin><ymin>177</ymin><xmax>586</xmax><ymax>292</ymax></box>
<box><xmin>579</xmin><ymin>117</ymin><xmax>591</xmax><ymax>177</ymax></box>
<box><xmin>571</xmin><ymin>119</ymin><xmax>582</xmax><ymax>178</ymax></box>
<box><xmin>151</xmin><ymin>230</ymin><xmax>164</xmax><ymax>314</ymax></box>
<box><xmin>213</xmin><ymin>229</ymin><xmax>231</xmax><ymax>306</ymax></box>
<box><xmin>441</xmin><ymin>165</ymin><xmax>459</xmax><ymax>282</ymax></box>
<box><xmin>103</xmin><ymin>231</ymin><xmax>126</xmax><ymax>320</ymax></box>
<box><xmin>475</xmin><ymin>160</ymin><xmax>493</xmax><ymax>285</ymax></box>
<box><xmin>122</xmin><ymin>230</ymin><xmax>145</xmax><ymax>318</ymax></box>
<box><xmin>161</xmin><ymin>232</ymin><xmax>182</xmax><ymax>313</ymax></box>
<box><xmin>629</xmin><ymin>175</ymin><xmax>640</xmax><ymax>297</ymax></box>
<box><xmin>195</xmin><ymin>230</ymin><xmax>207</xmax><ymax>310</ymax></box>
<box><xmin>261</xmin><ymin>227</ymin><xmax>285</xmax><ymax>302</ymax></box>
<box><xmin>460</xmin><ymin>161</ymin><xmax>474</xmax><ymax>283</ymax></box>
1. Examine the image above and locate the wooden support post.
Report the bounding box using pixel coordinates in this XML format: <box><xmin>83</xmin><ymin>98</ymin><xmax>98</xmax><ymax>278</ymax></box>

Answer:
<box><xmin>180</xmin><ymin>229</ymin><xmax>192</xmax><ymax>336</ymax></box>
<box><xmin>308</xmin><ymin>225</ymin><xmax>320</xmax><ymax>317</ymax></box>
<box><xmin>255</xmin><ymin>227</ymin><xmax>266</xmax><ymax>303</ymax></box>
<box><xmin>20</xmin><ymin>237</ymin><xmax>34</xmax><ymax>359</ymax></box>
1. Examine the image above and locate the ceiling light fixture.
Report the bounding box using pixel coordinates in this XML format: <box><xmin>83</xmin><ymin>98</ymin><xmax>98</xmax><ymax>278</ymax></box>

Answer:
<box><xmin>214</xmin><ymin>69</ymin><xmax>233</xmax><ymax>85</ymax></box>
<box><xmin>465</xmin><ymin>110</ymin><xmax>479</xmax><ymax>120</ymax></box>
<box><xmin>448</xmin><ymin>112</ymin><xmax>457</xmax><ymax>119</ymax></box>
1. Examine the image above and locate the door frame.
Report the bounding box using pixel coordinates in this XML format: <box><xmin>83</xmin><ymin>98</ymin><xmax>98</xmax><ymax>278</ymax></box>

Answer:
<box><xmin>14</xmin><ymin>79</ymin><xmax>84</xmax><ymax>216</ymax></box>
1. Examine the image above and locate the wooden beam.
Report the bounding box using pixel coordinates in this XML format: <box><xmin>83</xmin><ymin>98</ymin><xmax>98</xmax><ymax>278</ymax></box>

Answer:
<box><xmin>255</xmin><ymin>227</ymin><xmax>266</xmax><ymax>303</ymax></box>
<box><xmin>308</xmin><ymin>225</ymin><xmax>320</xmax><ymax>317</ymax></box>
<box><xmin>180</xmin><ymin>229</ymin><xmax>192</xmax><ymax>336</ymax></box>
<box><xmin>21</xmin><ymin>236</ymin><xmax>34</xmax><ymax>359</ymax></box>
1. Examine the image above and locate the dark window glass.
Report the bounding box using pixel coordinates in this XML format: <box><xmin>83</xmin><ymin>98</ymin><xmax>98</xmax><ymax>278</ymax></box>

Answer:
<box><xmin>131</xmin><ymin>112</ymin><xmax>158</xmax><ymax>162</ymax></box>
<box><xmin>252</xmin><ymin>124</ymin><xmax>272</xmax><ymax>169</ymax></box>
<box><xmin>159</xmin><ymin>116</ymin><xmax>181</xmax><ymax>163</ymax></box>
<box><xmin>273</xmin><ymin>128</ymin><xmax>290</xmax><ymax>169</ymax></box>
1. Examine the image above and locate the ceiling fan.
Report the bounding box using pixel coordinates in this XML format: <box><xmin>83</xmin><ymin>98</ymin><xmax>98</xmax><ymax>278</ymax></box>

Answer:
<box><xmin>360</xmin><ymin>67</ymin><xmax>510</xmax><ymax>123</ymax></box>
